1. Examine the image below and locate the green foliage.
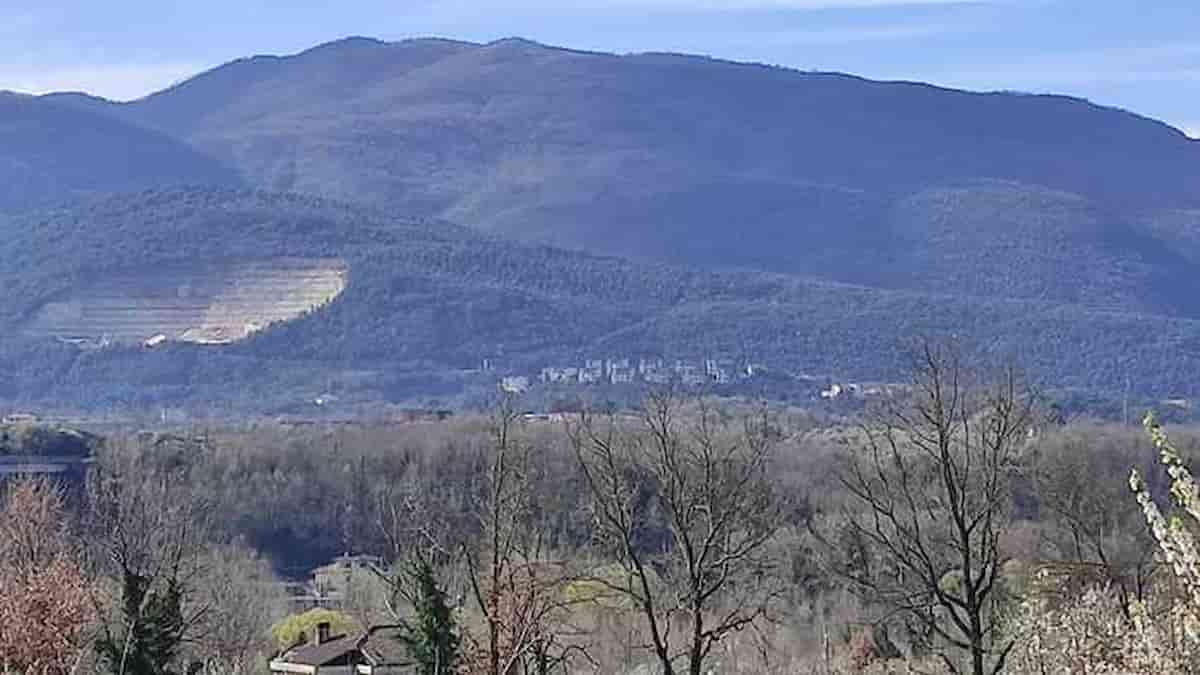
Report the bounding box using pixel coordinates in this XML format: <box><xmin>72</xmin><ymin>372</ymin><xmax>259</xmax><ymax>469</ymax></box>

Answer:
<box><xmin>7</xmin><ymin>42</ymin><xmax>1200</xmax><ymax>410</ymax></box>
<box><xmin>2</xmin><ymin>188</ymin><xmax>1200</xmax><ymax>409</ymax></box>
<box><xmin>0</xmin><ymin>424</ymin><xmax>101</xmax><ymax>457</ymax></box>
<box><xmin>55</xmin><ymin>37</ymin><xmax>1200</xmax><ymax>297</ymax></box>
<box><xmin>95</xmin><ymin>574</ymin><xmax>187</xmax><ymax>675</ymax></box>
<box><xmin>397</xmin><ymin>559</ymin><xmax>461</xmax><ymax>675</ymax></box>
<box><xmin>269</xmin><ymin>609</ymin><xmax>357</xmax><ymax>652</ymax></box>
<box><xmin>0</xmin><ymin>93</ymin><xmax>238</xmax><ymax>213</ymax></box>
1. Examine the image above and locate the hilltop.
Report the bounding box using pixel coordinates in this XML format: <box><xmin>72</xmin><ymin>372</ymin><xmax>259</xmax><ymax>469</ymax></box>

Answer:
<box><xmin>0</xmin><ymin>92</ymin><xmax>239</xmax><ymax>210</ymax></box>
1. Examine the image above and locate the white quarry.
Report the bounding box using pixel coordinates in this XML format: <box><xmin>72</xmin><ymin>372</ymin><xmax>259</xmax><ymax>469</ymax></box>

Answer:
<box><xmin>23</xmin><ymin>258</ymin><xmax>347</xmax><ymax>346</ymax></box>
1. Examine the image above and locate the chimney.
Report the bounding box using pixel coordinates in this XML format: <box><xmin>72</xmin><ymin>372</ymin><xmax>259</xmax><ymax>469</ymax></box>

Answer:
<box><xmin>314</xmin><ymin>621</ymin><xmax>332</xmax><ymax>646</ymax></box>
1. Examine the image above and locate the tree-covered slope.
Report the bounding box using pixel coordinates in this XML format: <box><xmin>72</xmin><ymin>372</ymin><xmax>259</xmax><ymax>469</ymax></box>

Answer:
<box><xmin>0</xmin><ymin>93</ymin><xmax>240</xmax><ymax>212</ymax></box>
<box><xmin>62</xmin><ymin>37</ymin><xmax>1200</xmax><ymax>316</ymax></box>
<box><xmin>2</xmin><ymin>188</ymin><xmax>1200</xmax><ymax>408</ymax></box>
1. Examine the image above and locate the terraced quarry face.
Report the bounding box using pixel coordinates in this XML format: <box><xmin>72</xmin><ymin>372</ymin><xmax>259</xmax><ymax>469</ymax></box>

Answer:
<box><xmin>24</xmin><ymin>258</ymin><xmax>347</xmax><ymax>345</ymax></box>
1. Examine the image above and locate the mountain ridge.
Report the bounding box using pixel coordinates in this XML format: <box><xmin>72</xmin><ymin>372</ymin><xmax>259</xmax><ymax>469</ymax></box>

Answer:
<box><xmin>35</xmin><ymin>35</ymin><xmax>1195</xmax><ymax>312</ymax></box>
<box><xmin>0</xmin><ymin>94</ymin><xmax>241</xmax><ymax>211</ymax></box>
<box><xmin>1</xmin><ymin>188</ymin><xmax>1199</xmax><ymax>409</ymax></box>
<box><xmin>3</xmin><ymin>38</ymin><xmax>1200</xmax><ymax>407</ymax></box>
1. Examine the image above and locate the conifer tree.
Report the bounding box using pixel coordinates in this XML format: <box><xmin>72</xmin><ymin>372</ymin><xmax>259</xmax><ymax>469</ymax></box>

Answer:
<box><xmin>398</xmin><ymin>558</ymin><xmax>461</xmax><ymax>675</ymax></box>
<box><xmin>96</xmin><ymin>573</ymin><xmax>187</xmax><ymax>675</ymax></box>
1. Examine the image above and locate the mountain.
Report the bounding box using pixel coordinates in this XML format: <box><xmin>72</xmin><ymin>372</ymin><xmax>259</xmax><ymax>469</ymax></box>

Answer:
<box><xmin>58</xmin><ymin>37</ymin><xmax>1200</xmax><ymax>316</ymax></box>
<box><xmin>2</xmin><ymin>188</ymin><xmax>1200</xmax><ymax>409</ymax></box>
<box><xmin>8</xmin><ymin>38</ymin><xmax>1200</xmax><ymax>408</ymax></box>
<box><xmin>0</xmin><ymin>92</ymin><xmax>239</xmax><ymax>211</ymax></box>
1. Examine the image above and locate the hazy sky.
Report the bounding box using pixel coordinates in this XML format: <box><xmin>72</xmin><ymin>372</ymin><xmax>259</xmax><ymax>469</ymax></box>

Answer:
<box><xmin>1</xmin><ymin>0</ymin><xmax>1197</xmax><ymax>137</ymax></box>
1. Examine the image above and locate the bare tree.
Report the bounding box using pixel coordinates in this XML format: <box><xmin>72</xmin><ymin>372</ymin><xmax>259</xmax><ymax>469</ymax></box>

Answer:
<box><xmin>89</xmin><ymin>438</ymin><xmax>215</xmax><ymax>675</ymax></box>
<box><xmin>463</xmin><ymin>395</ymin><xmax>587</xmax><ymax>675</ymax></box>
<box><xmin>569</xmin><ymin>392</ymin><xmax>786</xmax><ymax>675</ymax></box>
<box><xmin>838</xmin><ymin>340</ymin><xmax>1035</xmax><ymax>675</ymax></box>
<box><xmin>1033</xmin><ymin>425</ymin><xmax>1160</xmax><ymax>619</ymax></box>
<box><xmin>188</xmin><ymin>542</ymin><xmax>290</xmax><ymax>674</ymax></box>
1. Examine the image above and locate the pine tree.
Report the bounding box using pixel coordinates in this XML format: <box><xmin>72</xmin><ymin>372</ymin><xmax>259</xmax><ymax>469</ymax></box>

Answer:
<box><xmin>95</xmin><ymin>573</ymin><xmax>187</xmax><ymax>675</ymax></box>
<box><xmin>398</xmin><ymin>558</ymin><xmax>461</xmax><ymax>675</ymax></box>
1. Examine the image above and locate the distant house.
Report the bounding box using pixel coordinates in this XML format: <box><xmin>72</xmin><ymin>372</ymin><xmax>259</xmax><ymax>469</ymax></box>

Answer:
<box><xmin>606</xmin><ymin>358</ymin><xmax>631</xmax><ymax>377</ymax></box>
<box><xmin>313</xmin><ymin>555</ymin><xmax>385</xmax><ymax>593</ymax></box>
<box><xmin>610</xmin><ymin>365</ymin><xmax>636</xmax><ymax>384</ymax></box>
<box><xmin>675</xmin><ymin>365</ymin><xmax>706</xmax><ymax>387</ymax></box>
<box><xmin>579</xmin><ymin>361</ymin><xmax>604</xmax><ymax>384</ymax></box>
<box><xmin>540</xmin><ymin>367</ymin><xmax>579</xmax><ymax>384</ymax></box>
<box><xmin>270</xmin><ymin>623</ymin><xmax>415</xmax><ymax>674</ymax></box>
<box><xmin>0</xmin><ymin>424</ymin><xmax>100</xmax><ymax>485</ymax></box>
<box><xmin>643</xmin><ymin>369</ymin><xmax>671</xmax><ymax>385</ymax></box>
<box><xmin>288</xmin><ymin>554</ymin><xmax>388</xmax><ymax>612</ymax></box>
<box><xmin>0</xmin><ymin>455</ymin><xmax>96</xmax><ymax>478</ymax></box>
<box><xmin>820</xmin><ymin>383</ymin><xmax>843</xmax><ymax>399</ymax></box>
<box><xmin>500</xmin><ymin>376</ymin><xmax>531</xmax><ymax>394</ymax></box>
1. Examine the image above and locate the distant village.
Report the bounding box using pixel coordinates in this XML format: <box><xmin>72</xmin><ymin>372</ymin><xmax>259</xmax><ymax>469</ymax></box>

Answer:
<box><xmin>490</xmin><ymin>356</ymin><xmax>915</xmax><ymax>404</ymax></box>
<box><xmin>494</xmin><ymin>356</ymin><xmax>766</xmax><ymax>394</ymax></box>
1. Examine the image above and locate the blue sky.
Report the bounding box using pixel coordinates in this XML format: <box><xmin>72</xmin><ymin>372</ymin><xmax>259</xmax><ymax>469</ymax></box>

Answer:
<box><xmin>1</xmin><ymin>0</ymin><xmax>1197</xmax><ymax>137</ymax></box>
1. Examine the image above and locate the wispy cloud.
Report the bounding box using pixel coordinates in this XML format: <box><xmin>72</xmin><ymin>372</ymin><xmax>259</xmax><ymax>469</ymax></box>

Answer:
<box><xmin>0</xmin><ymin>62</ymin><xmax>204</xmax><ymax>101</ymax></box>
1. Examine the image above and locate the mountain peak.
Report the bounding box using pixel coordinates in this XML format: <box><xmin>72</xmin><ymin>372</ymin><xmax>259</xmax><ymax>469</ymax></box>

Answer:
<box><xmin>299</xmin><ymin>35</ymin><xmax>389</xmax><ymax>55</ymax></box>
<box><xmin>485</xmin><ymin>37</ymin><xmax>547</xmax><ymax>49</ymax></box>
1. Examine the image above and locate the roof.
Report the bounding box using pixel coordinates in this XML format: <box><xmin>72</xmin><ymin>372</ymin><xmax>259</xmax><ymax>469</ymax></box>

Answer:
<box><xmin>357</xmin><ymin>626</ymin><xmax>414</xmax><ymax>667</ymax></box>
<box><xmin>273</xmin><ymin>626</ymin><xmax>413</xmax><ymax>671</ymax></box>
<box><xmin>277</xmin><ymin>633</ymin><xmax>357</xmax><ymax>666</ymax></box>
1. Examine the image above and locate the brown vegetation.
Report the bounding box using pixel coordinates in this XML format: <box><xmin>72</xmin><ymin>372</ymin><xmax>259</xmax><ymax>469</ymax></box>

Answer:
<box><xmin>9</xmin><ymin>351</ymin><xmax>1200</xmax><ymax>672</ymax></box>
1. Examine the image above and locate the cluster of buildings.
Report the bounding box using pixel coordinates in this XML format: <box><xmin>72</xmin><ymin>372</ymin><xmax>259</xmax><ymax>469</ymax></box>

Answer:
<box><xmin>499</xmin><ymin>357</ymin><xmax>767</xmax><ymax>393</ymax></box>
<box><xmin>819</xmin><ymin>381</ymin><xmax>909</xmax><ymax>400</ymax></box>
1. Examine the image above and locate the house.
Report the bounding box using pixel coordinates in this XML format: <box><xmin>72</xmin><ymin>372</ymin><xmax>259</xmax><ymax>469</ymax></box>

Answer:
<box><xmin>675</xmin><ymin>365</ymin><xmax>706</xmax><ymax>387</ymax></box>
<box><xmin>643</xmin><ymin>369</ymin><xmax>671</xmax><ymax>385</ymax></box>
<box><xmin>356</xmin><ymin>626</ymin><xmax>419</xmax><ymax>674</ymax></box>
<box><xmin>821</xmin><ymin>383</ymin><xmax>843</xmax><ymax>399</ymax></box>
<box><xmin>610</xmin><ymin>365</ymin><xmax>636</xmax><ymax>384</ymax></box>
<box><xmin>744</xmin><ymin>363</ymin><xmax>767</xmax><ymax>378</ymax></box>
<box><xmin>0</xmin><ymin>455</ymin><xmax>96</xmax><ymax>478</ymax></box>
<box><xmin>0</xmin><ymin>424</ymin><xmax>99</xmax><ymax>485</ymax></box>
<box><xmin>500</xmin><ymin>376</ymin><xmax>531</xmax><ymax>394</ymax></box>
<box><xmin>288</xmin><ymin>554</ymin><xmax>389</xmax><ymax>613</ymax></box>
<box><xmin>270</xmin><ymin>623</ymin><xmax>416</xmax><ymax>675</ymax></box>
<box><xmin>579</xmin><ymin>360</ymin><xmax>604</xmax><ymax>384</ymax></box>
<box><xmin>540</xmin><ymin>367</ymin><xmax>579</xmax><ymax>384</ymax></box>
<box><xmin>270</xmin><ymin>622</ymin><xmax>357</xmax><ymax>674</ymax></box>
<box><xmin>638</xmin><ymin>357</ymin><xmax>665</xmax><ymax>375</ymax></box>
<box><xmin>606</xmin><ymin>358</ymin><xmax>631</xmax><ymax>377</ymax></box>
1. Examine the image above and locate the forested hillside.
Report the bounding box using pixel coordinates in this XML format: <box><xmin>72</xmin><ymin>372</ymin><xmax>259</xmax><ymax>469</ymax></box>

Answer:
<box><xmin>0</xmin><ymin>92</ymin><xmax>239</xmax><ymax>211</ymax></box>
<box><xmin>51</xmin><ymin>37</ymin><xmax>1200</xmax><ymax>315</ymax></box>
<box><xmin>5</xmin><ymin>37</ymin><xmax>1200</xmax><ymax>407</ymax></box>
<box><xmin>1</xmin><ymin>188</ymin><xmax>1199</xmax><ymax>409</ymax></box>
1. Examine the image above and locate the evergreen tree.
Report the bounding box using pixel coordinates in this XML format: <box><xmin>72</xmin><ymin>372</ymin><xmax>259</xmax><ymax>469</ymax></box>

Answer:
<box><xmin>96</xmin><ymin>573</ymin><xmax>186</xmax><ymax>675</ymax></box>
<box><xmin>398</xmin><ymin>558</ymin><xmax>461</xmax><ymax>675</ymax></box>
